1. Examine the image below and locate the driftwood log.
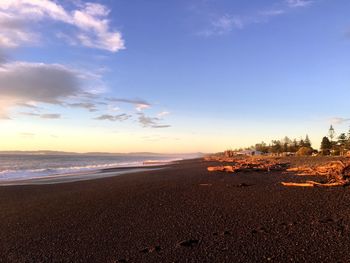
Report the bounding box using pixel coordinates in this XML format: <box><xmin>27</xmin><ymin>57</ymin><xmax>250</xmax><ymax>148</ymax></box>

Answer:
<box><xmin>282</xmin><ymin>161</ymin><xmax>350</xmax><ymax>187</ymax></box>
<box><xmin>207</xmin><ymin>158</ymin><xmax>289</xmax><ymax>173</ymax></box>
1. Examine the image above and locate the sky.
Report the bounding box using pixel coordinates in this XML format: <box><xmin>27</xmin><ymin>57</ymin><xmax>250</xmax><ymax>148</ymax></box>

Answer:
<box><xmin>0</xmin><ymin>0</ymin><xmax>349</xmax><ymax>153</ymax></box>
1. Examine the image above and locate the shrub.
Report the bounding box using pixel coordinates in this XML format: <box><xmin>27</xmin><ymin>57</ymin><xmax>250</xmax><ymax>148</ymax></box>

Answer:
<box><xmin>296</xmin><ymin>147</ymin><xmax>313</xmax><ymax>156</ymax></box>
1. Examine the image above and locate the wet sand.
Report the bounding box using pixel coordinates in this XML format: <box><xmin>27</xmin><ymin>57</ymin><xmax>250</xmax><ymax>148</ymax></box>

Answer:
<box><xmin>1</xmin><ymin>158</ymin><xmax>350</xmax><ymax>262</ymax></box>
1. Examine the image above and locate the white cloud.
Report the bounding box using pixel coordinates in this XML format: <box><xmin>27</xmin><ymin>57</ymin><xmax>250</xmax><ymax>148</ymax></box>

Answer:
<box><xmin>286</xmin><ymin>0</ymin><xmax>313</xmax><ymax>8</ymax></box>
<box><xmin>0</xmin><ymin>0</ymin><xmax>124</xmax><ymax>52</ymax></box>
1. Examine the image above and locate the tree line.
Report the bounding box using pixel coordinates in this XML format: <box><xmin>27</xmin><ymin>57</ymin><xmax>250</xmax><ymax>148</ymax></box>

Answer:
<box><xmin>230</xmin><ymin>125</ymin><xmax>350</xmax><ymax>156</ymax></box>
<box><xmin>254</xmin><ymin>135</ymin><xmax>313</xmax><ymax>155</ymax></box>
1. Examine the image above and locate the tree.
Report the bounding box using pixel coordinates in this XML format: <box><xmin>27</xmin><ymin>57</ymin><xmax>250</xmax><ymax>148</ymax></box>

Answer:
<box><xmin>270</xmin><ymin>140</ymin><xmax>282</xmax><ymax>154</ymax></box>
<box><xmin>296</xmin><ymin>146</ymin><xmax>313</xmax><ymax>156</ymax></box>
<box><xmin>304</xmin><ymin>135</ymin><xmax>311</xmax><ymax>147</ymax></box>
<box><xmin>337</xmin><ymin>133</ymin><xmax>347</xmax><ymax>155</ymax></box>
<box><xmin>320</xmin><ymin>136</ymin><xmax>332</xmax><ymax>155</ymax></box>
<box><xmin>338</xmin><ymin>133</ymin><xmax>347</xmax><ymax>147</ymax></box>
<box><xmin>255</xmin><ymin>142</ymin><xmax>268</xmax><ymax>153</ymax></box>
<box><xmin>346</xmin><ymin>127</ymin><xmax>350</xmax><ymax>150</ymax></box>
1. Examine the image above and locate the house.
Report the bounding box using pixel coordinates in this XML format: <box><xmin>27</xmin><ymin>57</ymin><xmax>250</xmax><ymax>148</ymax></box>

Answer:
<box><xmin>236</xmin><ymin>150</ymin><xmax>263</xmax><ymax>156</ymax></box>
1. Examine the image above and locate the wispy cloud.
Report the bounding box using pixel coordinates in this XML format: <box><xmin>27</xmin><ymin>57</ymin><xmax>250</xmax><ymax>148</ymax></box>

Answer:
<box><xmin>330</xmin><ymin>117</ymin><xmax>350</xmax><ymax>125</ymax></box>
<box><xmin>157</xmin><ymin>111</ymin><xmax>170</xmax><ymax>117</ymax></box>
<box><xmin>67</xmin><ymin>102</ymin><xmax>98</xmax><ymax>112</ymax></box>
<box><xmin>19</xmin><ymin>112</ymin><xmax>61</xmax><ymax>119</ymax></box>
<box><xmin>197</xmin><ymin>0</ymin><xmax>313</xmax><ymax>36</ymax></box>
<box><xmin>94</xmin><ymin>114</ymin><xmax>131</xmax><ymax>122</ymax></box>
<box><xmin>198</xmin><ymin>15</ymin><xmax>244</xmax><ymax>36</ymax></box>
<box><xmin>259</xmin><ymin>9</ymin><xmax>285</xmax><ymax>16</ymax></box>
<box><xmin>107</xmin><ymin>98</ymin><xmax>152</xmax><ymax>111</ymax></box>
<box><xmin>0</xmin><ymin>1</ymin><xmax>124</xmax><ymax>52</ymax></box>
<box><xmin>286</xmin><ymin>0</ymin><xmax>313</xmax><ymax>8</ymax></box>
<box><xmin>137</xmin><ymin>113</ymin><xmax>171</xmax><ymax>129</ymax></box>
<box><xmin>40</xmin><ymin>113</ymin><xmax>61</xmax><ymax>119</ymax></box>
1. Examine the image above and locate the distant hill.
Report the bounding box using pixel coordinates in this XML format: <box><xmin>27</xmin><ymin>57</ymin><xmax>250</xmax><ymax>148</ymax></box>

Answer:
<box><xmin>0</xmin><ymin>151</ymin><xmax>206</xmax><ymax>157</ymax></box>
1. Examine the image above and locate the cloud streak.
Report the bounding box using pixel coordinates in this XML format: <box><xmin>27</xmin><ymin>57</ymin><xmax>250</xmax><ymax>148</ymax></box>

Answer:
<box><xmin>19</xmin><ymin>112</ymin><xmax>61</xmax><ymax>119</ymax></box>
<box><xmin>330</xmin><ymin>117</ymin><xmax>350</xmax><ymax>125</ymax></box>
<box><xmin>198</xmin><ymin>0</ymin><xmax>313</xmax><ymax>36</ymax></box>
<box><xmin>107</xmin><ymin>97</ymin><xmax>152</xmax><ymax>111</ymax></box>
<box><xmin>0</xmin><ymin>1</ymin><xmax>124</xmax><ymax>52</ymax></box>
<box><xmin>94</xmin><ymin>114</ymin><xmax>131</xmax><ymax>122</ymax></box>
<box><xmin>286</xmin><ymin>0</ymin><xmax>313</xmax><ymax>8</ymax></box>
<box><xmin>67</xmin><ymin>102</ymin><xmax>98</xmax><ymax>112</ymax></box>
<box><xmin>137</xmin><ymin>113</ymin><xmax>171</xmax><ymax>129</ymax></box>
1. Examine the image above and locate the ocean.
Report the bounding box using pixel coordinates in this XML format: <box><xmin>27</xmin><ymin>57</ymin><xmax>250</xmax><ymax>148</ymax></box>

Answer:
<box><xmin>0</xmin><ymin>154</ymin><xmax>190</xmax><ymax>182</ymax></box>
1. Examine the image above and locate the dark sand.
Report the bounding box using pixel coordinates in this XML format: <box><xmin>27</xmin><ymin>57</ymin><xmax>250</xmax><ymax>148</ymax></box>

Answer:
<box><xmin>1</xmin><ymin>158</ymin><xmax>350</xmax><ymax>262</ymax></box>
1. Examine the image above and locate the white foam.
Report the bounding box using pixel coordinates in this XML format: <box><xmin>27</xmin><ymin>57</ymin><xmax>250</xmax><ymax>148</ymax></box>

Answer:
<box><xmin>0</xmin><ymin>157</ymin><xmax>182</xmax><ymax>181</ymax></box>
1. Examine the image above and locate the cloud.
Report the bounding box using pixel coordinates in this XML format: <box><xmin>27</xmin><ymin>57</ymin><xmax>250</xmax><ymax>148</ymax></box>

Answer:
<box><xmin>0</xmin><ymin>1</ymin><xmax>124</xmax><ymax>52</ymax></box>
<box><xmin>19</xmin><ymin>112</ymin><xmax>61</xmax><ymax>119</ymax></box>
<box><xmin>286</xmin><ymin>0</ymin><xmax>313</xmax><ymax>8</ymax></box>
<box><xmin>197</xmin><ymin>1</ymin><xmax>313</xmax><ymax>37</ymax></box>
<box><xmin>0</xmin><ymin>61</ymin><xmax>82</xmax><ymax>118</ymax></box>
<box><xmin>107</xmin><ymin>98</ymin><xmax>152</xmax><ymax>111</ymax></box>
<box><xmin>0</xmin><ymin>11</ymin><xmax>39</xmax><ymax>48</ymax></box>
<box><xmin>137</xmin><ymin>113</ymin><xmax>171</xmax><ymax>128</ymax></box>
<box><xmin>0</xmin><ymin>49</ymin><xmax>8</xmax><ymax>64</ymax></box>
<box><xmin>40</xmin><ymin>113</ymin><xmax>61</xmax><ymax>119</ymax></box>
<box><xmin>259</xmin><ymin>9</ymin><xmax>285</xmax><ymax>16</ymax></box>
<box><xmin>152</xmin><ymin>125</ymin><xmax>172</xmax><ymax>129</ymax></box>
<box><xmin>67</xmin><ymin>102</ymin><xmax>98</xmax><ymax>112</ymax></box>
<box><xmin>16</xmin><ymin>102</ymin><xmax>40</xmax><ymax>109</ymax></box>
<box><xmin>94</xmin><ymin>113</ymin><xmax>131</xmax><ymax>122</ymax></box>
<box><xmin>198</xmin><ymin>15</ymin><xmax>244</xmax><ymax>36</ymax></box>
<box><xmin>330</xmin><ymin>117</ymin><xmax>350</xmax><ymax>125</ymax></box>
<box><xmin>157</xmin><ymin>111</ymin><xmax>170</xmax><ymax>117</ymax></box>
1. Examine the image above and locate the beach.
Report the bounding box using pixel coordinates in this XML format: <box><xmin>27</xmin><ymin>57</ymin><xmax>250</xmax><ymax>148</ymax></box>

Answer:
<box><xmin>1</xmin><ymin>158</ymin><xmax>350</xmax><ymax>262</ymax></box>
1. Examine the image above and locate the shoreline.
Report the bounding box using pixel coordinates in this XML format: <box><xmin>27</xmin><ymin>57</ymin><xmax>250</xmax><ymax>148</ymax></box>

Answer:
<box><xmin>2</xmin><ymin>158</ymin><xmax>350</xmax><ymax>262</ymax></box>
<box><xmin>0</xmin><ymin>162</ymin><xmax>178</xmax><ymax>186</ymax></box>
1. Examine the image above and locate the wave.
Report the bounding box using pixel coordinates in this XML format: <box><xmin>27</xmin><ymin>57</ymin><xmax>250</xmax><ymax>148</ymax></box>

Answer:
<box><xmin>0</xmin><ymin>158</ymin><xmax>181</xmax><ymax>181</ymax></box>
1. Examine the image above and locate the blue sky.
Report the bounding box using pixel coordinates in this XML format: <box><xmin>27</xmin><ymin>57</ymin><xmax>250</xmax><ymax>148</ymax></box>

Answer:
<box><xmin>0</xmin><ymin>0</ymin><xmax>349</xmax><ymax>153</ymax></box>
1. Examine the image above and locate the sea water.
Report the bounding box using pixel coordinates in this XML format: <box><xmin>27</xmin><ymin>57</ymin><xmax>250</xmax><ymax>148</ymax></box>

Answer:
<box><xmin>0</xmin><ymin>154</ymin><xmax>188</xmax><ymax>182</ymax></box>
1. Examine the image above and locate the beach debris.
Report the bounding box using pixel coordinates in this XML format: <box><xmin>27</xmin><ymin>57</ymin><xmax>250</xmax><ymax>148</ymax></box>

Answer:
<box><xmin>177</xmin><ymin>239</ymin><xmax>200</xmax><ymax>248</ymax></box>
<box><xmin>140</xmin><ymin>245</ymin><xmax>161</xmax><ymax>254</ymax></box>
<box><xmin>199</xmin><ymin>183</ymin><xmax>212</xmax><ymax>186</ymax></box>
<box><xmin>282</xmin><ymin>160</ymin><xmax>350</xmax><ymax>187</ymax></box>
<box><xmin>207</xmin><ymin>157</ymin><xmax>289</xmax><ymax>173</ymax></box>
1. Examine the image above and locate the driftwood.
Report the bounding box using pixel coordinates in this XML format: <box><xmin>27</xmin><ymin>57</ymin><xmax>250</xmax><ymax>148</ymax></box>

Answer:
<box><xmin>282</xmin><ymin>161</ymin><xmax>350</xmax><ymax>187</ymax></box>
<box><xmin>207</xmin><ymin>158</ymin><xmax>288</xmax><ymax>173</ymax></box>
